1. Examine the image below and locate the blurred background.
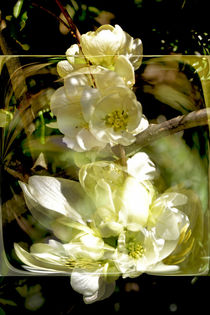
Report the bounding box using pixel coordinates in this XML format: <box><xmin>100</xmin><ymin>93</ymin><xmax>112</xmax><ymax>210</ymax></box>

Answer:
<box><xmin>0</xmin><ymin>0</ymin><xmax>210</xmax><ymax>314</ymax></box>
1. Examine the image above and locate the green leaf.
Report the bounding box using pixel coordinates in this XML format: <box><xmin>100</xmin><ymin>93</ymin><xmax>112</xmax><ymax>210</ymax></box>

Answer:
<box><xmin>88</xmin><ymin>6</ymin><xmax>100</xmax><ymax>15</ymax></box>
<box><xmin>20</xmin><ymin>11</ymin><xmax>28</xmax><ymax>31</ymax></box>
<box><xmin>0</xmin><ymin>307</ymin><xmax>6</xmax><ymax>315</ymax></box>
<box><xmin>15</xmin><ymin>39</ymin><xmax>30</xmax><ymax>51</ymax></box>
<box><xmin>0</xmin><ymin>298</ymin><xmax>17</xmax><ymax>306</ymax></box>
<box><xmin>13</xmin><ymin>0</ymin><xmax>24</xmax><ymax>18</ymax></box>
<box><xmin>16</xmin><ymin>284</ymin><xmax>28</xmax><ymax>297</ymax></box>
<box><xmin>0</xmin><ymin>109</ymin><xmax>13</xmax><ymax>127</ymax></box>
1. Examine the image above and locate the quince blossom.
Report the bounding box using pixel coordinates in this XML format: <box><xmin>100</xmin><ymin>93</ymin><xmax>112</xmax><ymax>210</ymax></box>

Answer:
<box><xmin>80</xmin><ymin>24</ymin><xmax>142</xmax><ymax>70</ymax></box>
<box><xmin>16</xmin><ymin>175</ymin><xmax>118</xmax><ymax>303</ymax></box>
<box><xmin>50</xmin><ymin>68</ymin><xmax>147</xmax><ymax>151</ymax></box>
<box><xmin>57</xmin><ymin>24</ymin><xmax>143</xmax><ymax>87</ymax></box>
<box><xmin>14</xmin><ymin>238</ymin><xmax>116</xmax><ymax>304</ymax></box>
<box><xmin>115</xmin><ymin>192</ymin><xmax>189</xmax><ymax>278</ymax></box>
<box><xmin>15</xmin><ymin>153</ymin><xmax>190</xmax><ymax>301</ymax></box>
<box><xmin>79</xmin><ymin>153</ymin><xmax>156</xmax><ymax>236</ymax></box>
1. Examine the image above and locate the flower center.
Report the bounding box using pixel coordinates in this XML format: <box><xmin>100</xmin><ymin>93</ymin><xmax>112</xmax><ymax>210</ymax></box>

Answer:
<box><xmin>126</xmin><ymin>241</ymin><xmax>145</xmax><ymax>259</ymax></box>
<box><xmin>105</xmin><ymin>109</ymin><xmax>128</xmax><ymax>131</ymax></box>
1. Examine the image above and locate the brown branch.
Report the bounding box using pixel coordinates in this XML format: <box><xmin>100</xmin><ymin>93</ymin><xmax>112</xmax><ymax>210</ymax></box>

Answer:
<box><xmin>55</xmin><ymin>0</ymin><xmax>81</xmax><ymax>43</ymax></box>
<box><xmin>113</xmin><ymin>108</ymin><xmax>209</xmax><ymax>157</ymax></box>
<box><xmin>4</xmin><ymin>166</ymin><xmax>29</xmax><ymax>183</ymax></box>
<box><xmin>113</xmin><ymin>144</ymin><xmax>127</xmax><ymax>166</ymax></box>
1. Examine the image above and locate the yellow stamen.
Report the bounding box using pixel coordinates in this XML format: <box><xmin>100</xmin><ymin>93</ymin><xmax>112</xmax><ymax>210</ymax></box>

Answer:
<box><xmin>127</xmin><ymin>241</ymin><xmax>145</xmax><ymax>259</ymax></box>
<box><xmin>104</xmin><ymin>109</ymin><xmax>128</xmax><ymax>131</ymax></box>
<box><xmin>65</xmin><ymin>258</ymin><xmax>104</xmax><ymax>270</ymax></box>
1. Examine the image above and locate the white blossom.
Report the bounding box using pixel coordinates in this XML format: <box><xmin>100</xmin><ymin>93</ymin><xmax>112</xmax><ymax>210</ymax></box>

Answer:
<box><xmin>50</xmin><ymin>68</ymin><xmax>147</xmax><ymax>151</ymax></box>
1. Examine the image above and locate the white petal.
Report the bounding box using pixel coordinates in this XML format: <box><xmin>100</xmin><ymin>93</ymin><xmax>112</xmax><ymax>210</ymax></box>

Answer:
<box><xmin>14</xmin><ymin>243</ymin><xmax>64</xmax><ymax>273</ymax></box>
<box><xmin>84</xmin><ymin>279</ymin><xmax>115</xmax><ymax>304</ymax></box>
<box><xmin>81</xmin><ymin>87</ymin><xmax>100</xmax><ymax>121</ymax></box>
<box><xmin>76</xmin><ymin>128</ymin><xmax>105</xmax><ymax>151</ymax></box>
<box><xmin>63</xmin><ymin>134</ymin><xmax>84</xmax><ymax>152</ymax></box>
<box><xmin>80</xmin><ymin>234</ymin><xmax>104</xmax><ymax>250</ymax></box>
<box><xmin>66</xmin><ymin>44</ymin><xmax>87</xmax><ymax>68</ymax></box>
<box><xmin>57</xmin><ymin>60</ymin><xmax>74</xmax><ymax>77</ymax></box>
<box><xmin>30</xmin><ymin>243</ymin><xmax>66</xmax><ymax>264</ymax></box>
<box><xmin>19</xmin><ymin>181</ymin><xmax>62</xmax><ymax>229</ymax></box>
<box><xmin>99</xmin><ymin>221</ymin><xmax>123</xmax><ymax>238</ymax></box>
<box><xmin>152</xmin><ymin>192</ymin><xmax>188</xmax><ymax>235</ymax></box>
<box><xmin>52</xmin><ymin>217</ymin><xmax>94</xmax><ymax>236</ymax></box>
<box><xmin>80</xmin><ymin>24</ymin><xmax>125</xmax><ymax>66</ymax></box>
<box><xmin>71</xmin><ymin>270</ymin><xmax>115</xmax><ymax>304</ymax></box>
<box><xmin>66</xmin><ymin>44</ymin><xmax>80</xmax><ymax>63</ymax></box>
<box><xmin>50</xmin><ymin>87</ymin><xmax>69</xmax><ymax>115</ymax></box>
<box><xmin>63</xmin><ymin>128</ymin><xmax>105</xmax><ymax>152</ymax></box>
<box><xmin>64</xmin><ymin>73</ymin><xmax>90</xmax><ymax>101</ymax></box>
<box><xmin>155</xmin><ymin>207</ymin><xmax>188</xmax><ymax>241</ymax></box>
<box><xmin>114</xmin><ymin>55</ymin><xmax>135</xmax><ymax>87</ymax></box>
<box><xmin>20</xmin><ymin>176</ymin><xmax>92</xmax><ymax>223</ymax></box>
<box><xmin>55</xmin><ymin>101</ymin><xmax>84</xmax><ymax>135</ymax></box>
<box><xmin>89</xmin><ymin>86</ymin><xmax>142</xmax><ymax>146</ymax></box>
<box><xmin>120</xmin><ymin>177</ymin><xmax>151</xmax><ymax>229</ymax></box>
<box><xmin>94</xmin><ymin>179</ymin><xmax>116</xmax><ymax>211</ymax></box>
<box><xmin>133</xmin><ymin>115</ymin><xmax>149</xmax><ymax>135</ymax></box>
<box><xmin>71</xmin><ymin>269</ymin><xmax>100</xmax><ymax>297</ymax></box>
<box><xmin>129</xmin><ymin>38</ymin><xmax>143</xmax><ymax>70</ymax></box>
<box><xmin>127</xmin><ymin>152</ymin><xmax>156</xmax><ymax>181</ymax></box>
<box><xmin>147</xmin><ymin>262</ymin><xmax>179</xmax><ymax>274</ymax></box>
<box><xmin>94</xmin><ymin>69</ymin><xmax>125</xmax><ymax>93</ymax></box>
<box><xmin>51</xmin><ymin>219</ymin><xmax>83</xmax><ymax>242</ymax></box>
<box><xmin>163</xmin><ymin>192</ymin><xmax>188</xmax><ymax>207</ymax></box>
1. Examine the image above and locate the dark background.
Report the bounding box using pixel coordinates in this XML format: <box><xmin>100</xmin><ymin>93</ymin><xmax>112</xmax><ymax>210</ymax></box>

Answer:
<box><xmin>0</xmin><ymin>274</ymin><xmax>209</xmax><ymax>314</ymax></box>
<box><xmin>0</xmin><ymin>0</ymin><xmax>210</xmax><ymax>55</ymax></box>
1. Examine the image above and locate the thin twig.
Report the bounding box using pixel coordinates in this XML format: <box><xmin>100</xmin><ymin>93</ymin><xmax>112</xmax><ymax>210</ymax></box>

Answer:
<box><xmin>124</xmin><ymin>108</ymin><xmax>209</xmax><ymax>156</ymax></box>
<box><xmin>114</xmin><ymin>144</ymin><xmax>127</xmax><ymax>166</ymax></box>
<box><xmin>55</xmin><ymin>0</ymin><xmax>81</xmax><ymax>43</ymax></box>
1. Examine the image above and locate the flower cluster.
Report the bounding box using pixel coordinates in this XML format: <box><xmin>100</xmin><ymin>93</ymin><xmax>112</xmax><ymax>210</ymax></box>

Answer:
<box><xmin>51</xmin><ymin>24</ymin><xmax>147</xmax><ymax>152</ymax></box>
<box><xmin>14</xmin><ymin>24</ymin><xmax>198</xmax><ymax>303</ymax></box>
<box><xmin>15</xmin><ymin>153</ymin><xmax>192</xmax><ymax>303</ymax></box>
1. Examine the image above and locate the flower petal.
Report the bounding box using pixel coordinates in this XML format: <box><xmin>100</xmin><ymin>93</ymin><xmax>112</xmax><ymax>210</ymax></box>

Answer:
<box><xmin>133</xmin><ymin>114</ymin><xmax>149</xmax><ymax>135</ymax></box>
<box><xmin>64</xmin><ymin>73</ymin><xmax>90</xmax><ymax>101</ymax></box>
<box><xmin>71</xmin><ymin>269</ymin><xmax>115</xmax><ymax>304</ymax></box>
<box><xmin>84</xmin><ymin>279</ymin><xmax>116</xmax><ymax>304</ymax></box>
<box><xmin>14</xmin><ymin>243</ymin><xmax>67</xmax><ymax>273</ymax></box>
<box><xmin>76</xmin><ymin>128</ymin><xmax>105</xmax><ymax>151</ymax></box>
<box><xmin>128</xmin><ymin>38</ymin><xmax>143</xmax><ymax>70</ymax></box>
<box><xmin>81</xmin><ymin>87</ymin><xmax>101</xmax><ymax>122</ymax></box>
<box><xmin>120</xmin><ymin>177</ymin><xmax>152</xmax><ymax>230</ymax></box>
<box><xmin>114</xmin><ymin>55</ymin><xmax>135</xmax><ymax>87</ymax></box>
<box><xmin>89</xmin><ymin>86</ymin><xmax>142</xmax><ymax>146</ymax></box>
<box><xmin>127</xmin><ymin>152</ymin><xmax>156</xmax><ymax>181</ymax></box>
<box><xmin>50</xmin><ymin>87</ymin><xmax>70</xmax><ymax>115</ymax></box>
<box><xmin>66</xmin><ymin>44</ymin><xmax>87</xmax><ymax>69</ymax></box>
<box><xmin>93</xmin><ymin>68</ymin><xmax>125</xmax><ymax>93</ymax></box>
<box><xmin>80</xmin><ymin>24</ymin><xmax>126</xmax><ymax>66</ymax></box>
<box><xmin>20</xmin><ymin>176</ymin><xmax>95</xmax><ymax>224</ymax></box>
<box><xmin>147</xmin><ymin>262</ymin><xmax>179</xmax><ymax>274</ymax></box>
<box><xmin>71</xmin><ymin>269</ymin><xmax>100</xmax><ymax>297</ymax></box>
<box><xmin>57</xmin><ymin>60</ymin><xmax>74</xmax><ymax>77</ymax></box>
